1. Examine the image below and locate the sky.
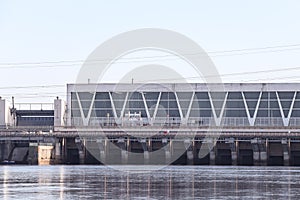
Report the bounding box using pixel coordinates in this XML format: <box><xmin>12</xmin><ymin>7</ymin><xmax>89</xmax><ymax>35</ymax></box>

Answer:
<box><xmin>0</xmin><ymin>0</ymin><xmax>300</xmax><ymax>103</ymax></box>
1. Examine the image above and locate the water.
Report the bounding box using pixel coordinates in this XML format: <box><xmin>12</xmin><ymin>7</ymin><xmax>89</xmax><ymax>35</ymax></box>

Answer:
<box><xmin>0</xmin><ymin>165</ymin><xmax>299</xmax><ymax>199</ymax></box>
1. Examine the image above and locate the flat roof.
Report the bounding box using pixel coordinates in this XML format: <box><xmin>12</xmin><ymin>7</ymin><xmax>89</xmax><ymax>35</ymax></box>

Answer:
<box><xmin>67</xmin><ymin>83</ymin><xmax>300</xmax><ymax>92</ymax></box>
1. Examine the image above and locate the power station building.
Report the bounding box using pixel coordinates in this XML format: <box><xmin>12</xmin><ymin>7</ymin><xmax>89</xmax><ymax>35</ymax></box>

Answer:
<box><xmin>67</xmin><ymin>83</ymin><xmax>300</xmax><ymax>128</ymax></box>
<box><xmin>1</xmin><ymin>83</ymin><xmax>300</xmax><ymax>166</ymax></box>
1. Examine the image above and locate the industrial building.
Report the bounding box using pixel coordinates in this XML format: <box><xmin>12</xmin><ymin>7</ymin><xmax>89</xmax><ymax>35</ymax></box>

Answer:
<box><xmin>1</xmin><ymin>83</ymin><xmax>300</xmax><ymax>166</ymax></box>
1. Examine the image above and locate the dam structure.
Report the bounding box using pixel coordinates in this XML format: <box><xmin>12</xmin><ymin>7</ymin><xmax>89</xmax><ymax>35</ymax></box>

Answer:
<box><xmin>1</xmin><ymin>83</ymin><xmax>300</xmax><ymax>166</ymax></box>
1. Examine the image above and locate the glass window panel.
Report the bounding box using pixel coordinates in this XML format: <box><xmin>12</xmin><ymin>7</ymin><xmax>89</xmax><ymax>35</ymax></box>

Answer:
<box><xmin>280</xmin><ymin>100</ymin><xmax>293</xmax><ymax>110</ymax></box>
<box><xmin>293</xmin><ymin>101</ymin><xmax>300</xmax><ymax>108</ymax></box>
<box><xmin>210</xmin><ymin>92</ymin><xmax>226</xmax><ymax>100</ymax></box>
<box><xmin>95</xmin><ymin>92</ymin><xmax>110</xmax><ymax>100</ymax></box>
<box><xmin>94</xmin><ymin>101</ymin><xmax>112</xmax><ymax>108</ymax></box>
<box><xmin>244</xmin><ymin>92</ymin><xmax>260</xmax><ymax>100</ymax></box>
<box><xmin>227</xmin><ymin>92</ymin><xmax>242</xmax><ymax>99</ymax></box>
<box><xmin>194</xmin><ymin>92</ymin><xmax>209</xmax><ymax>100</ymax></box>
<box><xmin>77</xmin><ymin>92</ymin><xmax>95</xmax><ymax>100</ymax></box>
<box><xmin>177</xmin><ymin>92</ymin><xmax>193</xmax><ymax>100</ymax></box>
<box><xmin>291</xmin><ymin>110</ymin><xmax>300</xmax><ymax>117</ymax></box>
<box><xmin>144</xmin><ymin>92</ymin><xmax>159</xmax><ymax>100</ymax></box>
<box><xmin>224</xmin><ymin>110</ymin><xmax>247</xmax><ymax>117</ymax></box>
<box><xmin>278</xmin><ymin>92</ymin><xmax>294</xmax><ymax>100</ymax></box>
<box><xmin>246</xmin><ymin>100</ymin><xmax>258</xmax><ymax>109</ymax></box>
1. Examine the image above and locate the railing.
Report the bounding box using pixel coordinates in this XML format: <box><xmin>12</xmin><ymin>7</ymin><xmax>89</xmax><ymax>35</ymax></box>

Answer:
<box><xmin>288</xmin><ymin>118</ymin><xmax>300</xmax><ymax>126</ymax></box>
<box><xmin>15</xmin><ymin>103</ymin><xmax>54</xmax><ymax>110</ymax></box>
<box><xmin>255</xmin><ymin>118</ymin><xmax>284</xmax><ymax>126</ymax></box>
<box><xmin>70</xmin><ymin>117</ymin><xmax>300</xmax><ymax>127</ymax></box>
<box><xmin>187</xmin><ymin>117</ymin><xmax>213</xmax><ymax>126</ymax></box>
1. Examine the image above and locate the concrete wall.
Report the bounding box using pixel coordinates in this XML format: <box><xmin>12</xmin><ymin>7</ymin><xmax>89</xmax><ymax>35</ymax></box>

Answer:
<box><xmin>54</xmin><ymin>98</ymin><xmax>66</xmax><ymax>127</ymax></box>
<box><xmin>0</xmin><ymin>98</ymin><xmax>12</xmax><ymax>126</ymax></box>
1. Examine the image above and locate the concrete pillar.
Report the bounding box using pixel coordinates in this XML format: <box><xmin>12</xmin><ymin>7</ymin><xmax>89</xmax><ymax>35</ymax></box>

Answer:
<box><xmin>207</xmin><ymin>139</ymin><xmax>216</xmax><ymax>165</ymax></box>
<box><xmin>141</xmin><ymin>138</ymin><xmax>151</xmax><ymax>164</ymax></box>
<box><xmin>184</xmin><ymin>139</ymin><xmax>194</xmax><ymax>165</ymax></box>
<box><xmin>125</xmin><ymin>138</ymin><xmax>131</xmax><ymax>164</ymax></box>
<box><xmin>75</xmin><ymin>138</ymin><xmax>85</xmax><ymax>164</ymax></box>
<box><xmin>259</xmin><ymin>139</ymin><xmax>267</xmax><ymax>166</ymax></box>
<box><xmin>251</xmin><ymin>139</ymin><xmax>260</xmax><ymax>166</ymax></box>
<box><xmin>163</xmin><ymin>138</ymin><xmax>171</xmax><ymax>164</ymax></box>
<box><xmin>97</xmin><ymin>138</ymin><xmax>107</xmax><ymax>164</ymax></box>
<box><xmin>0</xmin><ymin>143</ymin><xmax>3</xmax><ymax>161</ymax></box>
<box><xmin>28</xmin><ymin>143</ymin><xmax>38</xmax><ymax>165</ymax></box>
<box><xmin>0</xmin><ymin>97</ymin><xmax>12</xmax><ymax>127</ymax></box>
<box><xmin>209</xmin><ymin>149</ymin><xmax>216</xmax><ymax>165</ymax></box>
<box><xmin>252</xmin><ymin>138</ymin><xmax>268</xmax><ymax>166</ymax></box>
<box><xmin>282</xmin><ymin>138</ymin><xmax>290</xmax><ymax>166</ymax></box>
<box><xmin>231</xmin><ymin>140</ymin><xmax>238</xmax><ymax>166</ymax></box>
<box><xmin>117</xmin><ymin>138</ymin><xmax>127</xmax><ymax>164</ymax></box>
<box><xmin>61</xmin><ymin>137</ymin><xmax>67</xmax><ymax>163</ymax></box>
<box><xmin>55</xmin><ymin>140</ymin><xmax>62</xmax><ymax>164</ymax></box>
<box><xmin>78</xmin><ymin>151</ymin><xmax>85</xmax><ymax>164</ymax></box>
<box><xmin>3</xmin><ymin>141</ymin><xmax>14</xmax><ymax>161</ymax></box>
<box><xmin>140</xmin><ymin>139</ymin><xmax>149</xmax><ymax>163</ymax></box>
<box><xmin>121</xmin><ymin>148</ymin><xmax>128</xmax><ymax>164</ymax></box>
<box><xmin>38</xmin><ymin>144</ymin><xmax>54</xmax><ymax>165</ymax></box>
<box><xmin>54</xmin><ymin>98</ymin><xmax>66</xmax><ymax>127</ymax></box>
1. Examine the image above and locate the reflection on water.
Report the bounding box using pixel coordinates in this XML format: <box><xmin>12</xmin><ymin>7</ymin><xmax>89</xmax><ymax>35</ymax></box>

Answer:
<box><xmin>0</xmin><ymin>165</ymin><xmax>300</xmax><ymax>199</ymax></box>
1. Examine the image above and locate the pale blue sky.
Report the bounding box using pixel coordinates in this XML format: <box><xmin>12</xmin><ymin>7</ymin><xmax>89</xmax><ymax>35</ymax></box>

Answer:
<box><xmin>0</xmin><ymin>0</ymin><xmax>300</xmax><ymax>102</ymax></box>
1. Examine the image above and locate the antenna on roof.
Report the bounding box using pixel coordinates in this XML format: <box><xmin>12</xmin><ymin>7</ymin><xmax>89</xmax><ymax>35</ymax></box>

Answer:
<box><xmin>12</xmin><ymin>96</ymin><xmax>15</xmax><ymax>109</ymax></box>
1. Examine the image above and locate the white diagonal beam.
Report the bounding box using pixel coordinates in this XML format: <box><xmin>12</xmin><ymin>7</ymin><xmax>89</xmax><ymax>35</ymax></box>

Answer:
<box><xmin>174</xmin><ymin>92</ymin><xmax>183</xmax><ymax>120</ymax></box>
<box><xmin>153</xmin><ymin>92</ymin><xmax>162</xmax><ymax>120</ymax></box>
<box><xmin>120</xmin><ymin>92</ymin><xmax>129</xmax><ymax>119</ymax></box>
<box><xmin>242</xmin><ymin>91</ymin><xmax>262</xmax><ymax>126</ymax></box>
<box><xmin>141</xmin><ymin>92</ymin><xmax>150</xmax><ymax>120</ymax></box>
<box><xmin>276</xmin><ymin>91</ymin><xmax>296</xmax><ymax>126</ymax></box>
<box><xmin>108</xmin><ymin>92</ymin><xmax>118</xmax><ymax>119</ymax></box>
<box><xmin>208</xmin><ymin>92</ymin><xmax>228</xmax><ymax>126</ymax></box>
<box><xmin>185</xmin><ymin>91</ymin><xmax>195</xmax><ymax>124</ymax></box>
<box><xmin>76</xmin><ymin>92</ymin><xmax>96</xmax><ymax>126</ymax></box>
<box><xmin>287</xmin><ymin>92</ymin><xmax>297</xmax><ymax>120</ymax></box>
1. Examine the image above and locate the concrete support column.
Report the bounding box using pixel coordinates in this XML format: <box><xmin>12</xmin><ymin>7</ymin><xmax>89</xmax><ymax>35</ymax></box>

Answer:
<box><xmin>259</xmin><ymin>139</ymin><xmax>267</xmax><ymax>166</ymax></box>
<box><xmin>97</xmin><ymin>138</ymin><xmax>108</xmax><ymax>164</ymax></box>
<box><xmin>75</xmin><ymin>138</ymin><xmax>85</xmax><ymax>165</ymax></box>
<box><xmin>38</xmin><ymin>144</ymin><xmax>54</xmax><ymax>165</ymax></box>
<box><xmin>184</xmin><ymin>139</ymin><xmax>194</xmax><ymax>165</ymax></box>
<box><xmin>0</xmin><ymin>143</ymin><xmax>3</xmax><ymax>161</ymax></box>
<box><xmin>207</xmin><ymin>139</ymin><xmax>216</xmax><ymax>165</ymax></box>
<box><xmin>55</xmin><ymin>140</ymin><xmax>62</xmax><ymax>164</ymax></box>
<box><xmin>28</xmin><ymin>143</ymin><xmax>38</xmax><ymax>165</ymax></box>
<box><xmin>117</xmin><ymin>138</ymin><xmax>127</xmax><ymax>164</ymax></box>
<box><xmin>126</xmin><ymin>138</ymin><xmax>131</xmax><ymax>163</ymax></box>
<box><xmin>251</xmin><ymin>139</ymin><xmax>260</xmax><ymax>166</ymax></box>
<box><xmin>61</xmin><ymin>137</ymin><xmax>67</xmax><ymax>163</ymax></box>
<box><xmin>163</xmin><ymin>138</ymin><xmax>171</xmax><ymax>164</ymax></box>
<box><xmin>209</xmin><ymin>149</ymin><xmax>216</xmax><ymax>165</ymax></box>
<box><xmin>282</xmin><ymin>138</ymin><xmax>290</xmax><ymax>166</ymax></box>
<box><xmin>3</xmin><ymin>141</ymin><xmax>14</xmax><ymax>160</ymax></box>
<box><xmin>252</xmin><ymin>138</ymin><xmax>267</xmax><ymax>166</ymax></box>
<box><xmin>141</xmin><ymin>139</ymin><xmax>150</xmax><ymax>164</ymax></box>
<box><xmin>228</xmin><ymin>138</ymin><xmax>238</xmax><ymax>165</ymax></box>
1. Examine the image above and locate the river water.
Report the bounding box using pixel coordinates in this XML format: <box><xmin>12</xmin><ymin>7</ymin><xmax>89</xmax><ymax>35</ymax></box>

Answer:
<box><xmin>0</xmin><ymin>165</ymin><xmax>299</xmax><ymax>199</ymax></box>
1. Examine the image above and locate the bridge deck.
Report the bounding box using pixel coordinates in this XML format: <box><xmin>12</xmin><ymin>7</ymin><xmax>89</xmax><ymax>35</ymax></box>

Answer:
<box><xmin>0</xmin><ymin>126</ymin><xmax>300</xmax><ymax>138</ymax></box>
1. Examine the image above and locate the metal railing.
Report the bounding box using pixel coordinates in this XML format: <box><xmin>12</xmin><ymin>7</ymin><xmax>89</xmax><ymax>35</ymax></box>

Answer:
<box><xmin>70</xmin><ymin>117</ymin><xmax>300</xmax><ymax>127</ymax></box>
<box><xmin>15</xmin><ymin>103</ymin><xmax>54</xmax><ymax>110</ymax></box>
<box><xmin>254</xmin><ymin>118</ymin><xmax>284</xmax><ymax>126</ymax></box>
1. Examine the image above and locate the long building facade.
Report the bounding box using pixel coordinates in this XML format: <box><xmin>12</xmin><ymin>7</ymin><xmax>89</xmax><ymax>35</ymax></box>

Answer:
<box><xmin>1</xmin><ymin>83</ymin><xmax>300</xmax><ymax>166</ymax></box>
<box><xmin>67</xmin><ymin>83</ymin><xmax>300</xmax><ymax>128</ymax></box>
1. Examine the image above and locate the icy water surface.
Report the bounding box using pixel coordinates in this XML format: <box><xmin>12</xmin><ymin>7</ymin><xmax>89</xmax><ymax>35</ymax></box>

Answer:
<box><xmin>0</xmin><ymin>165</ymin><xmax>299</xmax><ymax>199</ymax></box>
